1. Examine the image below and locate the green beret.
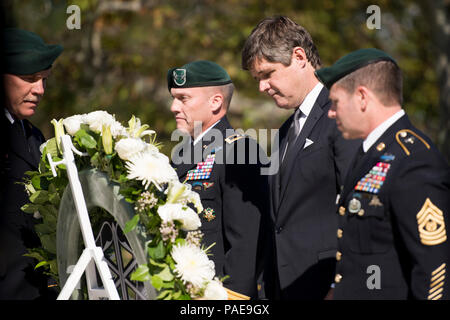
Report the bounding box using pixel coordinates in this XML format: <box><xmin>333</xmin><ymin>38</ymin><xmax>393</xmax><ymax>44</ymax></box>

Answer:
<box><xmin>167</xmin><ymin>60</ymin><xmax>232</xmax><ymax>91</ymax></box>
<box><xmin>315</xmin><ymin>48</ymin><xmax>397</xmax><ymax>89</ymax></box>
<box><xmin>2</xmin><ymin>28</ymin><xmax>63</xmax><ymax>75</ymax></box>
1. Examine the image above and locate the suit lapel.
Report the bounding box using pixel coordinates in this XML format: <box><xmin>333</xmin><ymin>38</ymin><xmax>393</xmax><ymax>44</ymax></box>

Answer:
<box><xmin>23</xmin><ymin>120</ymin><xmax>43</xmax><ymax>167</ymax></box>
<box><xmin>277</xmin><ymin>88</ymin><xmax>327</xmax><ymax>208</ymax></box>
<box><xmin>4</xmin><ymin>116</ymin><xmax>40</xmax><ymax>169</ymax></box>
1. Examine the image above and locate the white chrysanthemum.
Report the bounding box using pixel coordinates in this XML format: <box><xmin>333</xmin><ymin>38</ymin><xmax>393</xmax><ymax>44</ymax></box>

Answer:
<box><xmin>63</xmin><ymin>114</ymin><xmax>85</xmax><ymax>136</ymax></box>
<box><xmin>171</xmin><ymin>243</ymin><xmax>215</xmax><ymax>287</ymax></box>
<box><xmin>157</xmin><ymin>203</ymin><xmax>201</xmax><ymax>231</ymax></box>
<box><xmin>166</xmin><ymin>181</ymin><xmax>203</xmax><ymax>213</ymax></box>
<box><xmin>115</xmin><ymin>138</ymin><xmax>158</xmax><ymax>161</ymax></box>
<box><xmin>203</xmin><ymin>279</ymin><xmax>228</xmax><ymax>300</ymax></box>
<box><xmin>125</xmin><ymin>150</ymin><xmax>178</xmax><ymax>189</ymax></box>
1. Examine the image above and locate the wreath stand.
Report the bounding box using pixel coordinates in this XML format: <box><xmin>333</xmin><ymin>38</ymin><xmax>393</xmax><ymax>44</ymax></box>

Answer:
<box><xmin>48</xmin><ymin>135</ymin><xmax>120</xmax><ymax>300</ymax></box>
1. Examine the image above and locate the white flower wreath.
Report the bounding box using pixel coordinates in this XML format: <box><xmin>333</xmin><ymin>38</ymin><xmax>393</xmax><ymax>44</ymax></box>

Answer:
<box><xmin>22</xmin><ymin>110</ymin><xmax>227</xmax><ymax>300</ymax></box>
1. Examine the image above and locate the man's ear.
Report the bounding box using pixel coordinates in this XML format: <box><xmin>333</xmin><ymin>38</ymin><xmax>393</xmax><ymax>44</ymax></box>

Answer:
<box><xmin>209</xmin><ymin>93</ymin><xmax>224</xmax><ymax>114</ymax></box>
<box><xmin>292</xmin><ymin>46</ymin><xmax>308</xmax><ymax>67</ymax></box>
<box><xmin>356</xmin><ymin>85</ymin><xmax>370</xmax><ymax>112</ymax></box>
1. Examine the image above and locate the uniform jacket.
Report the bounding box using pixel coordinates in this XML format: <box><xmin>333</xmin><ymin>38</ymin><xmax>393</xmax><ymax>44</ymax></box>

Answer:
<box><xmin>0</xmin><ymin>112</ymin><xmax>48</xmax><ymax>299</ymax></box>
<box><xmin>265</xmin><ymin>87</ymin><xmax>360</xmax><ymax>299</ymax></box>
<box><xmin>334</xmin><ymin>114</ymin><xmax>450</xmax><ymax>299</ymax></box>
<box><xmin>171</xmin><ymin>116</ymin><xmax>268</xmax><ymax>298</ymax></box>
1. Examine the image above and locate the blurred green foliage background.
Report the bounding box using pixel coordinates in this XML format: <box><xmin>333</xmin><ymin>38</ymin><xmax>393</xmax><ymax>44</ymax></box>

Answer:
<box><xmin>2</xmin><ymin>0</ymin><xmax>449</xmax><ymax>160</ymax></box>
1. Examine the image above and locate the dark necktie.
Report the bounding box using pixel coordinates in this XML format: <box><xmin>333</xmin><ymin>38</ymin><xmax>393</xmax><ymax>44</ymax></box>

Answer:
<box><xmin>279</xmin><ymin>108</ymin><xmax>302</xmax><ymax>189</ymax></box>
<box><xmin>281</xmin><ymin>108</ymin><xmax>302</xmax><ymax>163</ymax></box>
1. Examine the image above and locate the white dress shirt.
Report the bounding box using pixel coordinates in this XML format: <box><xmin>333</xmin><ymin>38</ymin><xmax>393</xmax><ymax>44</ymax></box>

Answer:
<box><xmin>295</xmin><ymin>82</ymin><xmax>324</xmax><ymax>135</ymax></box>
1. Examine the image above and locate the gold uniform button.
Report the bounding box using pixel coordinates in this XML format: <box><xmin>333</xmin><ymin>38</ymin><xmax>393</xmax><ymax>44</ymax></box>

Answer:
<box><xmin>339</xmin><ymin>206</ymin><xmax>346</xmax><ymax>216</ymax></box>
<box><xmin>358</xmin><ymin>209</ymin><xmax>365</xmax><ymax>216</ymax></box>
<box><xmin>337</xmin><ymin>229</ymin><xmax>343</xmax><ymax>238</ymax></box>
<box><xmin>335</xmin><ymin>274</ymin><xmax>343</xmax><ymax>283</ymax></box>
<box><xmin>336</xmin><ymin>251</ymin><xmax>342</xmax><ymax>261</ymax></box>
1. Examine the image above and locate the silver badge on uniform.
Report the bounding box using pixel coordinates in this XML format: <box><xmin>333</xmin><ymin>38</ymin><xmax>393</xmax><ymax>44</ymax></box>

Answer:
<box><xmin>348</xmin><ymin>198</ymin><xmax>362</xmax><ymax>214</ymax></box>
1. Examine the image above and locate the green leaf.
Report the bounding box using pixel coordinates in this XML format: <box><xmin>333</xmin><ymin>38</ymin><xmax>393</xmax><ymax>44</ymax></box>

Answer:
<box><xmin>151</xmin><ymin>275</ymin><xmax>163</xmax><ymax>290</ymax></box>
<box><xmin>124</xmin><ymin>214</ymin><xmax>140</xmax><ymax>233</ymax></box>
<box><xmin>148</xmin><ymin>240</ymin><xmax>166</xmax><ymax>260</ymax></box>
<box><xmin>29</xmin><ymin>190</ymin><xmax>49</xmax><ymax>204</ymax></box>
<box><xmin>45</xmin><ymin>138</ymin><xmax>59</xmax><ymax>157</ymax></box>
<box><xmin>156</xmin><ymin>290</ymin><xmax>172</xmax><ymax>300</ymax></box>
<box><xmin>130</xmin><ymin>264</ymin><xmax>151</xmax><ymax>282</ymax></box>
<box><xmin>35</xmin><ymin>223</ymin><xmax>54</xmax><ymax>235</ymax></box>
<box><xmin>40</xmin><ymin>234</ymin><xmax>57</xmax><ymax>254</ymax></box>
<box><xmin>75</xmin><ymin>129</ymin><xmax>97</xmax><ymax>149</ymax></box>
<box><xmin>23</xmin><ymin>251</ymin><xmax>45</xmax><ymax>261</ymax></box>
<box><xmin>156</xmin><ymin>266</ymin><xmax>174</xmax><ymax>282</ymax></box>
<box><xmin>31</xmin><ymin>175</ymin><xmax>42</xmax><ymax>190</ymax></box>
<box><xmin>177</xmin><ymin>293</ymin><xmax>191</xmax><ymax>300</ymax></box>
<box><xmin>149</xmin><ymin>258</ymin><xmax>167</xmax><ymax>268</ymax></box>
<box><xmin>21</xmin><ymin>203</ymin><xmax>40</xmax><ymax>214</ymax></box>
<box><xmin>35</xmin><ymin>261</ymin><xmax>49</xmax><ymax>269</ymax></box>
<box><xmin>90</xmin><ymin>152</ymin><xmax>100</xmax><ymax>167</ymax></box>
<box><xmin>48</xmin><ymin>192</ymin><xmax>60</xmax><ymax>206</ymax></box>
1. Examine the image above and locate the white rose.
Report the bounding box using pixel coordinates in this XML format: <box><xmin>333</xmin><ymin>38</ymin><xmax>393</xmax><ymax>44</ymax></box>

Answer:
<box><xmin>157</xmin><ymin>203</ymin><xmax>201</xmax><ymax>231</ymax></box>
<box><xmin>203</xmin><ymin>279</ymin><xmax>228</xmax><ymax>300</ymax></box>
<box><xmin>84</xmin><ymin>110</ymin><xmax>116</xmax><ymax>133</ymax></box>
<box><xmin>63</xmin><ymin>114</ymin><xmax>85</xmax><ymax>136</ymax></box>
<box><xmin>115</xmin><ymin>138</ymin><xmax>148</xmax><ymax>160</ymax></box>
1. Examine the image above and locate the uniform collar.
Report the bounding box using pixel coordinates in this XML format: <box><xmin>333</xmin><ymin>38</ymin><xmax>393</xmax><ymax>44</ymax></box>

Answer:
<box><xmin>363</xmin><ymin>109</ymin><xmax>405</xmax><ymax>152</ymax></box>
<box><xmin>193</xmin><ymin>119</ymin><xmax>221</xmax><ymax>146</ymax></box>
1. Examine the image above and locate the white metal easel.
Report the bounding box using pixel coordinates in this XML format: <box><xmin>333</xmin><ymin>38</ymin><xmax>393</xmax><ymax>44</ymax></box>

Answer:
<box><xmin>48</xmin><ymin>134</ymin><xmax>120</xmax><ymax>300</ymax></box>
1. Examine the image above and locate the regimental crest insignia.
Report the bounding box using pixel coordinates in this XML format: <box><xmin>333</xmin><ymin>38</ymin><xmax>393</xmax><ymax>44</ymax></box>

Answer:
<box><xmin>417</xmin><ymin>198</ymin><xmax>447</xmax><ymax>246</ymax></box>
<box><xmin>203</xmin><ymin>207</ymin><xmax>216</xmax><ymax>222</ymax></box>
<box><xmin>203</xmin><ymin>182</ymin><xmax>214</xmax><ymax>189</ymax></box>
<box><xmin>173</xmin><ymin>68</ymin><xmax>186</xmax><ymax>86</ymax></box>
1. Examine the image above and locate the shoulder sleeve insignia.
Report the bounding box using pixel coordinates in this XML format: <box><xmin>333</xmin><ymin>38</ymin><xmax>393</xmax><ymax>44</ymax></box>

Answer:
<box><xmin>428</xmin><ymin>263</ymin><xmax>446</xmax><ymax>300</ymax></box>
<box><xmin>225</xmin><ymin>133</ymin><xmax>245</xmax><ymax>144</ymax></box>
<box><xmin>417</xmin><ymin>198</ymin><xmax>447</xmax><ymax>246</ymax></box>
<box><xmin>395</xmin><ymin>129</ymin><xmax>430</xmax><ymax>156</ymax></box>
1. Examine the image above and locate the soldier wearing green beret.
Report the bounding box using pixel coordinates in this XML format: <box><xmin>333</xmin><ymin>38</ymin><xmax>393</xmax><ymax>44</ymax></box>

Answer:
<box><xmin>316</xmin><ymin>48</ymin><xmax>450</xmax><ymax>299</ymax></box>
<box><xmin>0</xmin><ymin>28</ymin><xmax>63</xmax><ymax>299</ymax></box>
<box><xmin>168</xmin><ymin>60</ymin><xmax>269</xmax><ymax>298</ymax></box>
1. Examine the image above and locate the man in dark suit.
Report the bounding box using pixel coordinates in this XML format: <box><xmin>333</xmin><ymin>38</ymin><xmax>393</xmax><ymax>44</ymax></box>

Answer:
<box><xmin>167</xmin><ymin>60</ymin><xmax>268</xmax><ymax>298</ymax></box>
<box><xmin>0</xmin><ymin>28</ymin><xmax>62</xmax><ymax>299</ymax></box>
<box><xmin>316</xmin><ymin>48</ymin><xmax>450</xmax><ymax>299</ymax></box>
<box><xmin>241</xmin><ymin>16</ymin><xmax>359</xmax><ymax>299</ymax></box>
